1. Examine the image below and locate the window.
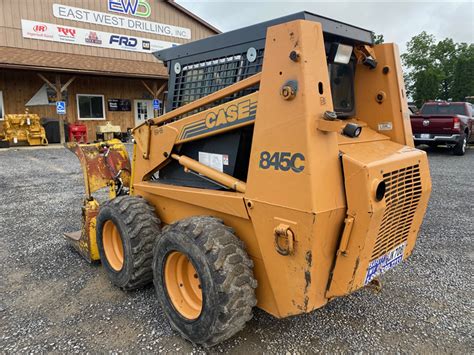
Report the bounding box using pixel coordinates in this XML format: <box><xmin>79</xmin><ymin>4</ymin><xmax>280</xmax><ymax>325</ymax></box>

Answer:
<box><xmin>420</xmin><ymin>103</ymin><xmax>467</xmax><ymax>116</ymax></box>
<box><xmin>0</xmin><ymin>91</ymin><xmax>4</xmax><ymax>120</ymax></box>
<box><xmin>328</xmin><ymin>61</ymin><xmax>355</xmax><ymax>116</ymax></box>
<box><xmin>77</xmin><ymin>94</ymin><xmax>105</xmax><ymax>120</ymax></box>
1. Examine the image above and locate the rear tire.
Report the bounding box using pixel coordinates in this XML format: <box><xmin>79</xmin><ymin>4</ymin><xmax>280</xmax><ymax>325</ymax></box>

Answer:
<box><xmin>152</xmin><ymin>216</ymin><xmax>257</xmax><ymax>347</ymax></box>
<box><xmin>96</xmin><ymin>196</ymin><xmax>161</xmax><ymax>290</ymax></box>
<box><xmin>453</xmin><ymin>133</ymin><xmax>467</xmax><ymax>156</ymax></box>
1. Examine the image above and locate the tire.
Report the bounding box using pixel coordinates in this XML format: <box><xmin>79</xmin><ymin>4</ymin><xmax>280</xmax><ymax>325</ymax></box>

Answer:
<box><xmin>96</xmin><ymin>195</ymin><xmax>161</xmax><ymax>290</ymax></box>
<box><xmin>453</xmin><ymin>133</ymin><xmax>467</xmax><ymax>156</ymax></box>
<box><xmin>152</xmin><ymin>216</ymin><xmax>257</xmax><ymax>347</ymax></box>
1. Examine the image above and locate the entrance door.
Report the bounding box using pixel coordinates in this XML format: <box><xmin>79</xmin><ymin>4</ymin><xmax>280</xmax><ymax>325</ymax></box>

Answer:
<box><xmin>134</xmin><ymin>100</ymin><xmax>153</xmax><ymax>127</ymax></box>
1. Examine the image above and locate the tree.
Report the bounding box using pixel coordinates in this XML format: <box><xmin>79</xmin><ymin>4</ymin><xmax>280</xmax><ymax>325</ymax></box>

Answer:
<box><xmin>450</xmin><ymin>44</ymin><xmax>474</xmax><ymax>101</ymax></box>
<box><xmin>374</xmin><ymin>34</ymin><xmax>384</xmax><ymax>45</ymax></box>
<box><xmin>401</xmin><ymin>32</ymin><xmax>473</xmax><ymax>106</ymax></box>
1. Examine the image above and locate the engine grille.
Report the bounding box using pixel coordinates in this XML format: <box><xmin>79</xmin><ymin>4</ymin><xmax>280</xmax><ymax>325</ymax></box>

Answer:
<box><xmin>171</xmin><ymin>49</ymin><xmax>264</xmax><ymax>113</ymax></box>
<box><xmin>371</xmin><ymin>165</ymin><xmax>422</xmax><ymax>261</ymax></box>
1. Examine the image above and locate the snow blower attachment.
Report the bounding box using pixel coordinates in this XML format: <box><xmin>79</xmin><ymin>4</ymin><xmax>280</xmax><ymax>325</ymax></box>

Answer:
<box><xmin>65</xmin><ymin>12</ymin><xmax>431</xmax><ymax>347</ymax></box>
<box><xmin>64</xmin><ymin>139</ymin><xmax>131</xmax><ymax>262</ymax></box>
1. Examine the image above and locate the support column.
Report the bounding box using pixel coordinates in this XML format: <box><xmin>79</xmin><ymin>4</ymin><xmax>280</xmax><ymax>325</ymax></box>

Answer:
<box><xmin>142</xmin><ymin>80</ymin><xmax>167</xmax><ymax>118</ymax></box>
<box><xmin>37</xmin><ymin>73</ymin><xmax>76</xmax><ymax>144</ymax></box>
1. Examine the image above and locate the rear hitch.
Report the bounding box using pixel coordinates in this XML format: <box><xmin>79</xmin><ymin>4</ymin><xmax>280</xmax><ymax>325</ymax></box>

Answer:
<box><xmin>365</xmin><ymin>278</ymin><xmax>382</xmax><ymax>293</ymax></box>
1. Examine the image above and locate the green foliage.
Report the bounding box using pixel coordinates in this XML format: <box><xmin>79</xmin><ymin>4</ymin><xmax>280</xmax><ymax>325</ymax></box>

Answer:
<box><xmin>374</xmin><ymin>34</ymin><xmax>384</xmax><ymax>45</ymax></box>
<box><xmin>401</xmin><ymin>31</ymin><xmax>474</xmax><ymax>107</ymax></box>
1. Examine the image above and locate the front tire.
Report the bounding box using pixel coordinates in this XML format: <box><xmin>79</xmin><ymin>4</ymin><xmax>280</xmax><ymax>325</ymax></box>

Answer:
<box><xmin>153</xmin><ymin>216</ymin><xmax>257</xmax><ymax>347</ymax></box>
<box><xmin>96</xmin><ymin>196</ymin><xmax>161</xmax><ymax>290</ymax></box>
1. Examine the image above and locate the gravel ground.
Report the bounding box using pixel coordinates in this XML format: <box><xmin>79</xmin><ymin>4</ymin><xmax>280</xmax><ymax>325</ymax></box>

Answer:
<box><xmin>0</xmin><ymin>144</ymin><xmax>472</xmax><ymax>353</ymax></box>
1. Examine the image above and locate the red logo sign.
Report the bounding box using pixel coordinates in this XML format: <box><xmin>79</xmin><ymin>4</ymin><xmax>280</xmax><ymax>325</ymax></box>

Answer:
<box><xmin>57</xmin><ymin>27</ymin><xmax>76</xmax><ymax>37</ymax></box>
<box><xmin>85</xmin><ymin>32</ymin><xmax>102</xmax><ymax>45</ymax></box>
<box><xmin>33</xmin><ymin>25</ymin><xmax>48</xmax><ymax>33</ymax></box>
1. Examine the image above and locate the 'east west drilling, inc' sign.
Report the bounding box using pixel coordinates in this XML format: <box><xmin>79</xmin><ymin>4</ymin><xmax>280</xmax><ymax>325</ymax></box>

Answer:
<box><xmin>53</xmin><ymin>3</ymin><xmax>191</xmax><ymax>40</ymax></box>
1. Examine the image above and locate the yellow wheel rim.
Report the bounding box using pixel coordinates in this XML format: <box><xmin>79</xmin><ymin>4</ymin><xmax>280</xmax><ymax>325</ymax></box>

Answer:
<box><xmin>164</xmin><ymin>251</ymin><xmax>203</xmax><ymax>320</ymax></box>
<box><xmin>103</xmin><ymin>220</ymin><xmax>124</xmax><ymax>271</ymax></box>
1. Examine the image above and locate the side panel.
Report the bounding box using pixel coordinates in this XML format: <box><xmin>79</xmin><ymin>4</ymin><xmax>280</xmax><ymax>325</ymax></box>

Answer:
<box><xmin>354</xmin><ymin>44</ymin><xmax>414</xmax><ymax>147</ymax></box>
<box><xmin>244</xmin><ymin>21</ymin><xmax>347</xmax><ymax>316</ymax></box>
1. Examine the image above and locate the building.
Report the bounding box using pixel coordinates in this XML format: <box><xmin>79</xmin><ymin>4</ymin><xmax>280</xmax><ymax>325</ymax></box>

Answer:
<box><xmin>0</xmin><ymin>0</ymin><xmax>218</xmax><ymax>141</ymax></box>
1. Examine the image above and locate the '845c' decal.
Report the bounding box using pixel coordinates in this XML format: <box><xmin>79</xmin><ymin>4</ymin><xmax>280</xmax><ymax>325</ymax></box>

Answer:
<box><xmin>259</xmin><ymin>151</ymin><xmax>305</xmax><ymax>173</ymax></box>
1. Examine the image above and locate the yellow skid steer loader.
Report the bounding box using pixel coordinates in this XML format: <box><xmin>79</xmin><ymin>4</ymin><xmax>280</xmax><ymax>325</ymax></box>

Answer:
<box><xmin>65</xmin><ymin>12</ymin><xmax>431</xmax><ymax>347</ymax></box>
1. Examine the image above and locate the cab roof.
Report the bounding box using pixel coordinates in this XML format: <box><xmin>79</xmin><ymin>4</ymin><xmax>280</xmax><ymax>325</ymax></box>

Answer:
<box><xmin>155</xmin><ymin>11</ymin><xmax>374</xmax><ymax>63</ymax></box>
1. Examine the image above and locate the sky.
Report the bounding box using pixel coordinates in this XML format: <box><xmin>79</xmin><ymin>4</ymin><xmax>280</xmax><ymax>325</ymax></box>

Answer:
<box><xmin>176</xmin><ymin>0</ymin><xmax>474</xmax><ymax>54</ymax></box>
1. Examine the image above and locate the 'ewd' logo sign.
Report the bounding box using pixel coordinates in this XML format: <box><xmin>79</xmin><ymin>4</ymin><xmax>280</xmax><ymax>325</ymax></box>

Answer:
<box><xmin>108</xmin><ymin>0</ymin><xmax>151</xmax><ymax>18</ymax></box>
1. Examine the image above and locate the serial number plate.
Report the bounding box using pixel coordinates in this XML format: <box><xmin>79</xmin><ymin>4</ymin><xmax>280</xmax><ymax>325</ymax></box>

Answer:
<box><xmin>365</xmin><ymin>242</ymin><xmax>407</xmax><ymax>285</ymax></box>
<box><xmin>420</xmin><ymin>133</ymin><xmax>430</xmax><ymax>139</ymax></box>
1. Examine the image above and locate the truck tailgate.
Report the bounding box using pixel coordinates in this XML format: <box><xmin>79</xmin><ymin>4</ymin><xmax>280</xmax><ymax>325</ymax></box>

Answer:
<box><xmin>411</xmin><ymin>115</ymin><xmax>455</xmax><ymax>134</ymax></box>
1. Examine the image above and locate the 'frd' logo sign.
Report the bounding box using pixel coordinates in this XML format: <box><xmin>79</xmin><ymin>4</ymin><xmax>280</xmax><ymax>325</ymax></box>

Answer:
<box><xmin>33</xmin><ymin>25</ymin><xmax>47</xmax><ymax>32</ymax></box>
<box><xmin>108</xmin><ymin>0</ymin><xmax>151</xmax><ymax>18</ymax></box>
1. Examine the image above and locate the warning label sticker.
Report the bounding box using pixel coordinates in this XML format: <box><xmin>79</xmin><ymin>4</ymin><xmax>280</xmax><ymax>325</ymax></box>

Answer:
<box><xmin>198</xmin><ymin>152</ymin><xmax>225</xmax><ymax>172</ymax></box>
<box><xmin>365</xmin><ymin>242</ymin><xmax>406</xmax><ymax>285</ymax></box>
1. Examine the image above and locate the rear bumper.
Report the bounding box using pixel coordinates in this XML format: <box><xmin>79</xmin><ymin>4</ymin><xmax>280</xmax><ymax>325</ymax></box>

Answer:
<box><xmin>413</xmin><ymin>133</ymin><xmax>460</xmax><ymax>143</ymax></box>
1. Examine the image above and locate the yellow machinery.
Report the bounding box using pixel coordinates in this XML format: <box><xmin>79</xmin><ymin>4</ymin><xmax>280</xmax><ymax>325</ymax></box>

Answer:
<box><xmin>1</xmin><ymin>110</ymin><xmax>48</xmax><ymax>146</ymax></box>
<box><xmin>66</xmin><ymin>14</ymin><xmax>431</xmax><ymax>347</ymax></box>
<box><xmin>96</xmin><ymin>121</ymin><xmax>122</xmax><ymax>141</ymax></box>
<box><xmin>65</xmin><ymin>139</ymin><xmax>131</xmax><ymax>262</ymax></box>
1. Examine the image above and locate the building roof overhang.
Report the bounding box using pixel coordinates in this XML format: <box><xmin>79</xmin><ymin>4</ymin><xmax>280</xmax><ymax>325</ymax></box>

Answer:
<box><xmin>0</xmin><ymin>47</ymin><xmax>169</xmax><ymax>79</ymax></box>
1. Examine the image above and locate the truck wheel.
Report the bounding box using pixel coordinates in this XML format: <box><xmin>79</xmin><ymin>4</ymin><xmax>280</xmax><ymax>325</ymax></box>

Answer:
<box><xmin>152</xmin><ymin>216</ymin><xmax>257</xmax><ymax>347</ymax></box>
<box><xmin>453</xmin><ymin>133</ymin><xmax>467</xmax><ymax>156</ymax></box>
<box><xmin>96</xmin><ymin>196</ymin><xmax>161</xmax><ymax>290</ymax></box>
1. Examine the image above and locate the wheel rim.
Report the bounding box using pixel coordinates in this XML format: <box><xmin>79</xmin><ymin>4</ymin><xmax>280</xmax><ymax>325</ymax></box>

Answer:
<box><xmin>463</xmin><ymin>137</ymin><xmax>466</xmax><ymax>152</ymax></box>
<box><xmin>164</xmin><ymin>251</ymin><xmax>203</xmax><ymax>320</ymax></box>
<box><xmin>103</xmin><ymin>220</ymin><xmax>124</xmax><ymax>271</ymax></box>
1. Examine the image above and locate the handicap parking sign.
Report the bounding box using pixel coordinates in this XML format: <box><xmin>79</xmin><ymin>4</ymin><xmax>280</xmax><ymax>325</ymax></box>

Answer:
<box><xmin>153</xmin><ymin>99</ymin><xmax>161</xmax><ymax>110</ymax></box>
<box><xmin>56</xmin><ymin>101</ymin><xmax>66</xmax><ymax>115</ymax></box>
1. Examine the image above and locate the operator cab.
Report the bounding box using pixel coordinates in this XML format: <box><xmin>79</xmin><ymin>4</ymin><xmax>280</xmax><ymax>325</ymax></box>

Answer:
<box><xmin>153</xmin><ymin>11</ymin><xmax>375</xmax><ymax>188</ymax></box>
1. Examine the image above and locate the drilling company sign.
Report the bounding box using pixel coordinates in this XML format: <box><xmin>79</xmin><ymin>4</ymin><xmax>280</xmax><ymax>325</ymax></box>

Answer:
<box><xmin>21</xmin><ymin>19</ymin><xmax>178</xmax><ymax>54</ymax></box>
<box><xmin>108</xmin><ymin>0</ymin><xmax>152</xmax><ymax>18</ymax></box>
<box><xmin>53</xmin><ymin>3</ymin><xmax>191</xmax><ymax>40</ymax></box>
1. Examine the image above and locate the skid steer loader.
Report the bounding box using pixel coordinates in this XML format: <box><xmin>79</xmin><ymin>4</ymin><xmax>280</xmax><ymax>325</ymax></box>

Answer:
<box><xmin>66</xmin><ymin>12</ymin><xmax>431</xmax><ymax>347</ymax></box>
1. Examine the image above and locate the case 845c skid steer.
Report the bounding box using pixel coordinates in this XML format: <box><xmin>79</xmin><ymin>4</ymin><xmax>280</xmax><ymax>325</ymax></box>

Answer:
<box><xmin>66</xmin><ymin>12</ymin><xmax>431</xmax><ymax>347</ymax></box>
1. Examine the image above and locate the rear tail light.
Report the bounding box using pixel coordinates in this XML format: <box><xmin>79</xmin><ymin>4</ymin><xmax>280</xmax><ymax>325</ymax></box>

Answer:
<box><xmin>453</xmin><ymin>117</ymin><xmax>460</xmax><ymax>130</ymax></box>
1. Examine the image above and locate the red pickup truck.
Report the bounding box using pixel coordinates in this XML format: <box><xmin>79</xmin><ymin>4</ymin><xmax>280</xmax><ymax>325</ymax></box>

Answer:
<box><xmin>411</xmin><ymin>101</ymin><xmax>473</xmax><ymax>155</ymax></box>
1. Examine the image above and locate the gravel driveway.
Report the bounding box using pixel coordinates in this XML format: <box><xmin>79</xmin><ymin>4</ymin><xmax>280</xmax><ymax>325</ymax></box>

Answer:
<box><xmin>0</xmin><ymin>145</ymin><xmax>472</xmax><ymax>353</ymax></box>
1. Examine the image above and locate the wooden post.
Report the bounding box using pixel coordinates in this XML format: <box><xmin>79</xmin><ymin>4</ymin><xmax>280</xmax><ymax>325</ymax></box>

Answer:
<box><xmin>141</xmin><ymin>80</ymin><xmax>167</xmax><ymax>118</ymax></box>
<box><xmin>152</xmin><ymin>82</ymin><xmax>159</xmax><ymax>118</ymax></box>
<box><xmin>38</xmin><ymin>73</ymin><xmax>75</xmax><ymax>145</ymax></box>
<box><xmin>55</xmin><ymin>75</ymin><xmax>66</xmax><ymax>144</ymax></box>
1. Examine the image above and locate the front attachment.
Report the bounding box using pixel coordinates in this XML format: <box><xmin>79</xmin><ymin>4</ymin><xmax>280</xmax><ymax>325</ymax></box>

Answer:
<box><xmin>64</xmin><ymin>198</ymin><xmax>101</xmax><ymax>262</ymax></box>
<box><xmin>64</xmin><ymin>139</ymin><xmax>131</xmax><ymax>262</ymax></box>
<box><xmin>65</xmin><ymin>139</ymin><xmax>131</xmax><ymax>199</ymax></box>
